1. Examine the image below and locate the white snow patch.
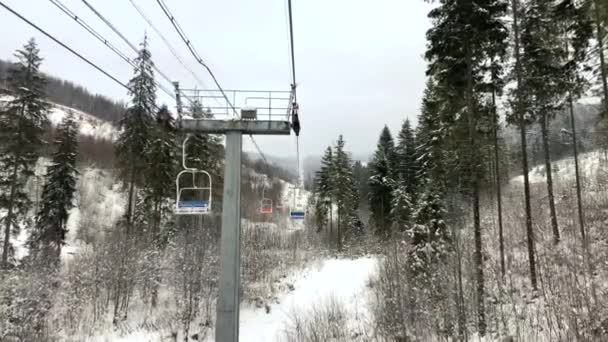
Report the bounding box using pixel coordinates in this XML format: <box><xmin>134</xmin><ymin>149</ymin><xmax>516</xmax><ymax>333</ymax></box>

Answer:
<box><xmin>13</xmin><ymin>224</ymin><xmax>29</xmax><ymax>260</ymax></box>
<box><xmin>0</xmin><ymin>95</ymin><xmax>117</xmax><ymax>140</ymax></box>
<box><xmin>2</xmin><ymin>162</ymin><xmax>124</xmax><ymax>263</ymax></box>
<box><xmin>510</xmin><ymin>150</ymin><xmax>606</xmax><ymax>187</ymax></box>
<box><xmin>234</xmin><ymin>256</ymin><xmax>377</xmax><ymax>342</ymax></box>
<box><xmin>50</xmin><ymin>104</ymin><xmax>117</xmax><ymax>141</ymax></box>
<box><xmin>95</xmin><ymin>257</ymin><xmax>378</xmax><ymax>342</ymax></box>
<box><xmin>577</xmin><ymin>96</ymin><xmax>602</xmax><ymax>106</ymax></box>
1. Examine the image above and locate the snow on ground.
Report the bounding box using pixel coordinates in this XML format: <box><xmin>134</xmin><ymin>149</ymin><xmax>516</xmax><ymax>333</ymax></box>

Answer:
<box><xmin>510</xmin><ymin>150</ymin><xmax>606</xmax><ymax>186</ymax></box>
<box><xmin>2</xmin><ymin>161</ymin><xmax>124</xmax><ymax>263</ymax></box>
<box><xmin>578</xmin><ymin>95</ymin><xmax>602</xmax><ymax>106</ymax></box>
<box><xmin>12</xmin><ymin>224</ymin><xmax>29</xmax><ymax>260</ymax></box>
<box><xmin>90</xmin><ymin>257</ymin><xmax>378</xmax><ymax>342</ymax></box>
<box><xmin>50</xmin><ymin>104</ymin><xmax>117</xmax><ymax>141</ymax></box>
<box><xmin>89</xmin><ymin>330</ymin><xmax>158</xmax><ymax>342</ymax></box>
<box><xmin>60</xmin><ymin>166</ymin><xmax>124</xmax><ymax>260</ymax></box>
<box><xmin>233</xmin><ymin>256</ymin><xmax>377</xmax><ymax>342</ymax></box>
<box><xmin>0</xmin><ymin>95</ymin><xmax>117</xmax><ymax>141</ymax></box>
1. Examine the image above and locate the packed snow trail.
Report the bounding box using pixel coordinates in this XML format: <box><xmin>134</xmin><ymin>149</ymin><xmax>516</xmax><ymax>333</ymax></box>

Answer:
<box><xmin>233</xmin><ymin>256</ymin><xmax>377</xmax><ymax>342</ymax></box>
<box><xmin>91</xmin><ymin>256</ymin><xmax>377</xmax><ymax>341</ymax></box>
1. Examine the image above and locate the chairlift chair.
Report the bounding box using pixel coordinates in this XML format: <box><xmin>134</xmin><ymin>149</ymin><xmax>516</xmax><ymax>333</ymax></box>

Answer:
<box><xmin>174</xmin><ymin>135</ymin><xmax>213</xmax><ymax>215</ymax></box>
<box><xmin>289</xmin><ymin>183</ymin><xmax>306</xmax><ymax>219</ymax></box>
<box><xmin>289</xmin><ymin>193</ymin><xmax>305</xmax><ymax>219</ymax></box>
<box><xmin>260</xmin><ymin>198</ymin><xmax>273</xmax><ymax>214</ymax></box>
<box><xmin>175</xmin><ymin>169</ymin><xmax>212</xmax><ymax>215</ymax></box>
<box><xmin>290</xmin><ymin>209</ymin><xmax>305</xmax><ymax>220</ymax></box>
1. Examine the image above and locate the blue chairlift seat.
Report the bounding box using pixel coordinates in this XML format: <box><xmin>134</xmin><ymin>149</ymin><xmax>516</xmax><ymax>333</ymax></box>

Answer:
<box><xmin>290</xmin><ymin>210</ymin><xmax>305</xmax><ymax>219</ymax></box>
<box><xmin>178</xmin><ymin>200</ymin><xmax>209</xmax><ymax>208</ymax></box>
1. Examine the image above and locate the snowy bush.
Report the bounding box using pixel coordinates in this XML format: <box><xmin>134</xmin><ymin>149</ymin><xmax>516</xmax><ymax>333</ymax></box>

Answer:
<box><xmin>281</xmin><ymin>295</ymin><xmax>369</xmax><ymax>342</ymax></box>
<box><xmin>0</xmin><ymin>265</ymin><xmax>56</xmax><ymax>341</ymax></box>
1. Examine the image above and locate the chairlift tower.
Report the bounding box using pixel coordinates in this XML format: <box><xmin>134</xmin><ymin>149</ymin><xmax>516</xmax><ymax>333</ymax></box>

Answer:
<box><xmin>174</xmin><ymin>83</ymin><xmax>299</xmax><ymax>342</ymax></box>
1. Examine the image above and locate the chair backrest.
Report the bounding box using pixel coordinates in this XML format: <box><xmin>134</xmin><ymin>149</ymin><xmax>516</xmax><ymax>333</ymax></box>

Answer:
<box><xmin>175</xmin><ymin>169</ymin><xmax>212</xmax><ymax>215</ymax></box>
<box><xmin>260</xmin><ymin>198</ymin><xmax>273</xmax><ymax>214</ymax></box>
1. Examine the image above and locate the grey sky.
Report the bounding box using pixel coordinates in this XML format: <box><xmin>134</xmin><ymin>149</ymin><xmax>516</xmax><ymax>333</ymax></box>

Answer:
<box><xmin>1</xmin><ymin>0</ymin><xmax>432</xmax><ymax>160</ymax></box>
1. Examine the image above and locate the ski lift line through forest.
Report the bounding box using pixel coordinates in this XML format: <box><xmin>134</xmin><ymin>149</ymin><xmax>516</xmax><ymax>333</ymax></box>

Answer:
<box><xmin>175</xmin><ymin>119</ymin><xmax>293</xmax><ymax>342</ymax></box>
<box><xmin>284</xmin><ymin>0</ymin><xmax>302</xmax><ymax>213</ymax></box>
<box><xmin>155</xmin><ymin>0</ymin><xmax>240</xmax><ymax>119</ymax></box>
<box><xmin>76</xmin><ymin>0</ymin><xmax>198</xmax><ymax>107</ymax></box>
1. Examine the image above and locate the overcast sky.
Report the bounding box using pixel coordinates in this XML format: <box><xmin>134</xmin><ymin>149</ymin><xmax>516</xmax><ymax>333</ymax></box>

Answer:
<box><xmin>0</xmin><ymin>0</ymin><xmax>432</xmax><ymax>160</ymax></box>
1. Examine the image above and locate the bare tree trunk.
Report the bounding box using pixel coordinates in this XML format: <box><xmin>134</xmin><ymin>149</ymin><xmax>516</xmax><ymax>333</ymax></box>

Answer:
<box><xmin>512</xmin><ymin>0</ymin><xmax>538</xmax><ymax>291</ymax></box>
<box><xmin>329</xmin><ymin>200</ymin><xmax>333</xmax><ymax>236</ymax></box>
<box><xmin>449</xmin><ymin>203</ymin><xmax>466</xmax><ymax>341</ymax></box>
<box><xmin>391</xmin><ymin>237</ymin><xmax>408</xmax><ymax>339</ymax></box>
<box><xmin>337</xmin><ymin>210</ymin><xmax>342</xmax><ymax>251</ymax></box>
<box><xmin>492</xmin><ymin>86</ymin><xmax>506</xmax><ymax>279</ymax></box>
<box><xmin>125</xmin><ymin>168</ymin><xmax>136</xmax><ymax>234</ymax></box>
<box><xmin>593</xmin><ymin>0</ymin><xmax>608</xmax><ymax>115</ymax></box>
<box><xmin>465</xmin><ymin>41</ymin><xmax>485</xmax><ymax>336</ymax></box>
<box><xmin>2</xmin><ymin>161</ymin><xmax>20</xmax><ymax>268</ymax></box>
<box><xmin>539</xmin><ymin>113</ymin><xmax>560</xmax><ymax>244</ymax></box>
<box><xmin>151</xmin><ymin>199</ymin><xmax>161</xmax><ymax>308</ymax></box>
<box><xmin>567</xmin><ymin>93</ymin><xmax>597</xmax><ymax>305</ymax></box>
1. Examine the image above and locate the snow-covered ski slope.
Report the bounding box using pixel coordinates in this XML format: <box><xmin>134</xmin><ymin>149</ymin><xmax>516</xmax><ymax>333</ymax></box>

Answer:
<box><xmin>8</xmin><ymin>163</ymin><xmax>124</xmax><ymax>262</ymax></box>
<box><xmin>94</xmin><ymin>257</ymin><xmax>377</xmax><ymax>342</ymax></box>
<box><xmin>510</xmin><ymin>150</ymin><xmax>607</xmax><ymax>187</ymax></box>
<box><xmin>49</xmin><ymin>103</ymin><xmax>117</xmax><ymax>140</ymax></box>
<box><xmin>237</xmin><ymin>257</ymin><xmax>376</xmax><ymax>342</ymax></box>
<box><xmin>0</xmin><ymin>96</ymin><xmax>117</xmax><ymax>141</ymax></box>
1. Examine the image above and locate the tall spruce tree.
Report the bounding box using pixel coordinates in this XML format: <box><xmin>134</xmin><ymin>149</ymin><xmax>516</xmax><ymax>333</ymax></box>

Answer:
<box><xmin>137</xmin><ymin>104</ymin><xmax>177</xmax><ymax>307</ymax></box>
<box><xmin>413</xmin><ymin>80</ymin><xmax>449</xmax><ymax>263</ymax></box>
<box><xmin>556</xmin><ymin>0</ymin><xmax>596</xmax><ymax>298</ymax></box>
<box><xmin>144</xmin><ymin>105</ymin><xmax>177</xmax><ymax>242</ymax></box>
<box><xmin>519</xmin><ymin>0</ymin><xmax>577</xmax><ymax>244</ymax></box>
<box><xmin>425</xmin><ymin>0</ymin><xmax>508</xmax><ymax>335</ymax></box>
<box><xmin>0</xmin><ymin>39</ymin><xmax>49</xmax><ymax>268</ymax></box>
<box><xmin>331</xmin><ymin>135</ymin><xmax>358</xmax><ymax>250</ymax></box>
<box><xmin>32</xmin><ymin>111</ymin><xmax>79</xmax><ymax>262</ymax></box>
<box><xmin>416</xmin><ymin>80</ymin><xmax>445</xmax><ymax>185</ymax></box>
<box><xmin>314</xmin><ymin>146</ymin><xmax>334</xmax><ymax>233</ymax></box>
<box><xmin>368</xmin><ymin>126</ymin><xmax>397</xmax><ymax>237</ymax></box>
<box><xmin>408</xmin><ymin>183</ymin><xmax>450</xmax><ymax>275</ymax></box>
<box><xmin>508</xmin><ymin>0</ymin><xmax>539</xmax><ymax>292</ymax></box>
<box><xmin>390</xmin><ymin>182</ymin><xmax>412</xmax><ymax>233</ymax></box>
<box><xmin>396</xmin><ymin>119</ymin><xmax>418</xmax><ymax>198</ymax></box>
<box><xmin>115</xmin><ymin>36</ymin><xmax>156</xmax><ymax>231</ymax></box>
<box><xmin>352</xmin><ymin>160</ymin><xmax>370</xmax><ymax>213</ymax></box>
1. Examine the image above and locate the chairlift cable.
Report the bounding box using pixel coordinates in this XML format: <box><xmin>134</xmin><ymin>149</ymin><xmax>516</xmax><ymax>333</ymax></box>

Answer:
<box><xmin>126</xmin><ymin>0</ymin><xmax>222</xmax><ymax>108</ymax></box>
<box><xmin>155</xmin><ymin>0</ymin><xmax>239</xmax><ymax>119</ymax></box>
<box><xmin>78</xmin><ymin>0</ymin><xmax>196</xmax><ymax>106</ymax></box>
<box><xmin>287</xmin><ymin>0</ymin><xmax>297</xmax><ymax>99</ymax></box>
<box><xmin>0</xmin><ymin>1</ymin><xmax>131</xmax><ymax>93</ymax></box>
<box><xmin>49</xmin><ymin>0</ymin><xmax>175</xmax><ymax>102</ymax></box>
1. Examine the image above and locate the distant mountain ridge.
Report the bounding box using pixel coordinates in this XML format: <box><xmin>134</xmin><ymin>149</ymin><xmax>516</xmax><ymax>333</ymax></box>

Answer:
<box><xmin>0</xmin><ymin>58</ymin><xmax>125</xmax><ymax>123</ymax></box>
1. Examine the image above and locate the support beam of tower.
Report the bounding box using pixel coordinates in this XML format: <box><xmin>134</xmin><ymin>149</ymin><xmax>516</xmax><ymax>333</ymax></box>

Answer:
<box><xmin>174</xmin><ymin>83</ymin><xmax>296</xmax><ymax>341</ymax></box>
<box><xmin>178</xmin><ymin>118</ymin><xmax>291</xmax><ymax>342</ymax></box>
<box><xmin>179</xmin><ymin>119</ymin><xmax>291</xmax><ymax>135</ymax></box>
<box><xmin>216</xmin><ymin>130</ymin><xmax>242</xmax><ymax>342</ymax></box>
